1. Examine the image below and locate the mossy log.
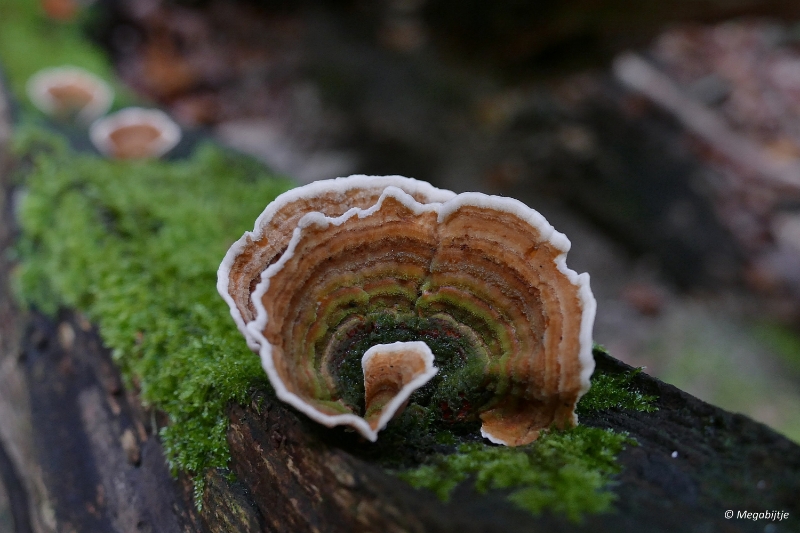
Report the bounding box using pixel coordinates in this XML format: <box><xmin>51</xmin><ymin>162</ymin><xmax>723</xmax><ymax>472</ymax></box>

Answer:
<box><xmin>0</xmin><ymin>99</ymin><xmax>799</xmax><ymax>533</ymax></box>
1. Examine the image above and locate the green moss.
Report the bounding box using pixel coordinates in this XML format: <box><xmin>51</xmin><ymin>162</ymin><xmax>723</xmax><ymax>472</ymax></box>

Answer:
<box><xmin>397</xmin><ymin>426</ymin><xmax>634</xmax><ymax>522</ymax></box>
<box><xmin>383</xmin><ymin>344</ymin><xmax>655</xmax><ymax>521</ymax></box>
<box><xmin>577</xmin><ymin>368</ymin><xmax>658</xmax><ymax>415</ymax></box>
<box><xmin>12</xmin><ymin>126</ymin><xmax>293</xmax><ymax>503</ymax></box>
<box><xmin>577</xmin><ymin>345</ymin><xmax>658</xmax><ymax>415</ymax></box>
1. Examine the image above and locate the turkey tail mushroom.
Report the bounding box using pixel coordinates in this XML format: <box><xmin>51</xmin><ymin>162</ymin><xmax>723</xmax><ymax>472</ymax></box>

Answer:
<box><xmin>218</xmin><ymin>176</ymin><xmax>596</xmax><ymax>445</ymax></box>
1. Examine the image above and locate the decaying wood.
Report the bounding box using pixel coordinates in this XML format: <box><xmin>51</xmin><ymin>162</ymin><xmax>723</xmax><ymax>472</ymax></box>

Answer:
<box><xmin>0</xmin><ymin>78</ymin><xmax>799</xmax><ymax>533</ymax></box>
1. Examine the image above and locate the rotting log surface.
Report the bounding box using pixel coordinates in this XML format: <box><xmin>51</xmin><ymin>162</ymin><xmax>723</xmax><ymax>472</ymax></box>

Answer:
<box><xmin>220</xmin><ymin>354</ymin><xmax>800</xmax><ymax>533</ymax></box>
<box><xmin>0</xmin><ymin>96</ymin><xmax>203</xmax><ymax>532</ymax></box>
<box><xmin>0</xmin><ymin>94</ymin><xmax>799</xmax><ymax>533</ymax></box>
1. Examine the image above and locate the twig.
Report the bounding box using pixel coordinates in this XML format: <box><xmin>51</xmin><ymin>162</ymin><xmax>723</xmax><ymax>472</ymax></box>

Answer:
<box><xmin>613</xmin><ymin>52</ymin><xmax>800</xmax><ymax>190</ymax></box>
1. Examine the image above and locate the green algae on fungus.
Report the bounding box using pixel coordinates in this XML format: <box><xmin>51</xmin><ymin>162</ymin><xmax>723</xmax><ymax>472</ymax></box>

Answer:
<box><xmin>12</xmin><ymin>126</ymin><xmax>293</xmax><ymax>500</ymax></box>
<box><xmin>331</xmin><ymin>311</ymin><xmax>493</xmax><ymax>422</ymax></box>
<box><xmin>397</xmin><ymin>426</ymin><xmax>634</xmax><ymax>522</ymax></box>
<box><xmin>219</xmin><ymin>175</ymin><xmax>597</xmax><ymax>446</ymax></box>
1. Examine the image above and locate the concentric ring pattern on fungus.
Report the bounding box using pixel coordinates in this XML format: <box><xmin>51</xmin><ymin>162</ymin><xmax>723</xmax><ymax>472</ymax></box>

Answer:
<box><xmin>218</xmin><ymin>175</ymin><xmax>596</xmax><ymax>445</ymax></box>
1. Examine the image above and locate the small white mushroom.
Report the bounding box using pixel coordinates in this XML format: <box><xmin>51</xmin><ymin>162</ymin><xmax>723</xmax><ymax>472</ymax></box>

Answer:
<box><xmin>90</xmin><ymin>107</ymin><xmax>181</xmax><ymax>160</ymax></box>
<box><xmin>26</xmin><ymin>66</ymin><xmax>113</xmax><ymax>124</ymax></box>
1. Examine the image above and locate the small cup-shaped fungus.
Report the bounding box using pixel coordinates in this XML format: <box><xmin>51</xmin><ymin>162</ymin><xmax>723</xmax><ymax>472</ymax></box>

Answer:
<box><xmin>89</xmin><ymin>107</ymin><xmax>181</xmax><ymax>160</ymax></box>
<box><xmin>26</xmin><ymin>66</ymin><xmax>113</xmax><ymax>124</ymax></box>
<box><xmin>362</xmin><ymin>342</ymin><xmax>438</xmax><ymax>437</ymax></box>
<box><xmin>218</xmin><ymin>176</ymin><xmax>596</xmax><ymax>445</ymax></box>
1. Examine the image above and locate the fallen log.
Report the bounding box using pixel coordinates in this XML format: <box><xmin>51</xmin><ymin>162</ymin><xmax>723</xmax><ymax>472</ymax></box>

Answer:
<box><xmin>0</xmin><ymin>81</ymin><xmax>798</xmax><ymax>533</ymax></box>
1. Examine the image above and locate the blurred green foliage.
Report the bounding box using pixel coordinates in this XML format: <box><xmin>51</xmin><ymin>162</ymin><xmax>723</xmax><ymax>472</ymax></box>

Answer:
<box><xmin>754</xmin><ymin>322</ymin><xmax>800</xmax><ymax>377</ymax></box>
<box><xmin>0</xmin><ymin>0</ymin><xmax>133</xmax><ymax>112</ymax></box>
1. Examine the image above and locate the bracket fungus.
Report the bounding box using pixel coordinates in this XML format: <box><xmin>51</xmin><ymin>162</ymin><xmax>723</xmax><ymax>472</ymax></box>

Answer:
<box><xmin>89</xmin><ymin>107</ymin><xmax>181</xmax><ymax>159</ymax></box>
<box><xmin>26</xmin><ymin>66</ymin><xmax>113</xmax><ymax>124</ymax></box>
<box><xmin>218</xmin><ymin>176</ymin><xmax>596</xmax><ymax>445</ymax></box>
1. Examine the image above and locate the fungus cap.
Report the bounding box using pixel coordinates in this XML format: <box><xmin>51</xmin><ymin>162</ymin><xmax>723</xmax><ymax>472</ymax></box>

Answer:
<box><xmin>26</xmin><ymin>66</ymin><xmax>113</xmax><ymax>124</ymax></box>
<box><xmin>218</xmin><ymin>176</ymin><xmax>596</xmax><ymax>445</ymax></box>
<box><xmin>90</xmin><ymin>107</ymin><xmax>181</xmax><ymax>159</ymax></box>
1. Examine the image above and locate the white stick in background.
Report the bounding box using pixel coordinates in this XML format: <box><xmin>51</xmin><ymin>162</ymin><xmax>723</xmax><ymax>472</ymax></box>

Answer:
<box><xmin>613</xmin><ymin>52</ymin><xmax>800</xmax><ymax>190</ymax></box>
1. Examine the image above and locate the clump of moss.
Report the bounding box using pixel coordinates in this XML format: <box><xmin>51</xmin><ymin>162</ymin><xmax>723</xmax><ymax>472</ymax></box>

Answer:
<box><xmin>577</xmin><ymin>368</ymin><xmax>658</xmax><ymax>415</ymax></box>
<box><xmin>12</xmin><ymin>126</ymin><xmax>293</xmax><ymax>501</ymax></box>
<box><xmin>576</xmin><ymin>345</ymin><xmax>658</xmax><ymax>415</ymax></box>
<box><xmin>397</xmin><ymin>426</ymin><xmax>634</xmax><ymax>523</ymax></box>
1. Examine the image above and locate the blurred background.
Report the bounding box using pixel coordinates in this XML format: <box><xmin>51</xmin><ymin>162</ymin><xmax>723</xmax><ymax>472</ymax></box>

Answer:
<box><xmin>2</xmin><ymin>2</ymin><xmax>800</xmax><ymax>511</ymax></box>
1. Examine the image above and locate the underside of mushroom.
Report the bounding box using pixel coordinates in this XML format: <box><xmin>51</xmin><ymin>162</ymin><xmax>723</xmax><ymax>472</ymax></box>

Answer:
<box><xmin>218</xmin><ymin>175</ymin><xmax>596</xmax><ymax>445</ymax></box>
